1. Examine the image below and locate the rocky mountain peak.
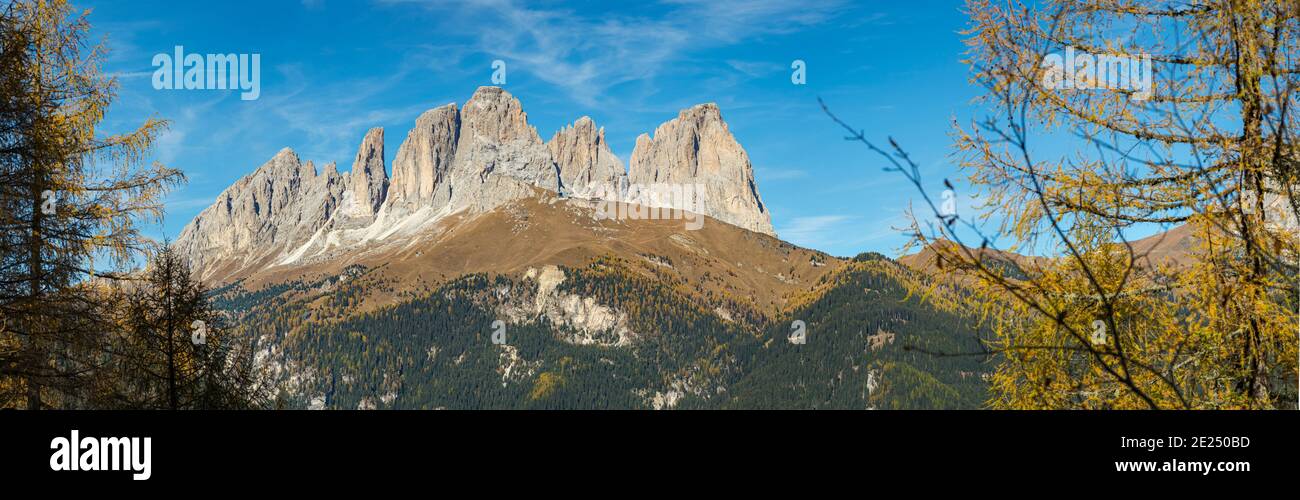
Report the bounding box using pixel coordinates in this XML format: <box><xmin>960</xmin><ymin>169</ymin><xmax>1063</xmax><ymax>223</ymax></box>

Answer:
<box><xmin>172</xmin><ymin>147</ymin><xmax>348</xmax><ymax>281</ymax></box>
<box><xmin>449</xmin><ymin>86</ymin><xmax>558</xmax><ymax>203</ymax></box>
<box><xmin>388</xmin><ymin>103</ymin><xmax>459</xmax><ymax>208</ymax></box>
<box><xmin>264</xmin><ymin>147</ymin><xmax>305</xmax><ymax>178</ymax></box>
<box><xmin>678</xmin><ymin>102</ymin><xmax>722</xmax><ymax>126</ymax></box>
<box><xmin>461</xmin><ymin>86</ymin><xmax>541</xmax><ymax>145</ymax></box>
<box><xmin>547</xmin><ymin>115</ymin><xmax>625</xmax><ymax>197</ymax></box>
<box><xmin>349</xmin><ymin>127</ymin><xmax>387</xmax><ymax>217</ymax></box>
<box><xmin>628</xmin><ymin>103</ymin><xmax>775</xmax><ymax>236</ymax></box>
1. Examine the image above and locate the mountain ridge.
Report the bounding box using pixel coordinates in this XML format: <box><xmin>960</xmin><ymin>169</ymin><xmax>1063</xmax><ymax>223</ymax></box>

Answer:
<box><xmin>174</xmin><ymin>86</ymin><xmax>778</xmax><ymax>284</ymax></box>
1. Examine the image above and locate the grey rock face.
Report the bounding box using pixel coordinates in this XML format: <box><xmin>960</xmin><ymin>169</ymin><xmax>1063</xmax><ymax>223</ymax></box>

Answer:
<box><xmin>386</xmin><ymin>87</ymin><xmax>559</xmax><ymax>217</ymax></box>
<box><xmin>174</xmin><ymin>88</ymin><xmax>780</xmax><ymax>281</ymax></box>
<box><xmin>547</xmin><ymin>116</ymin><xmax>625</xmax><ymax>198</ymax></box>
<box><xmin>172</xmin><ymin>148</ymin><xmax>347</xmax><ymax>280</ymax></box>
<box><xmin>627</xmin><ymin>103</ymin><xmax>775</xmax><ymax>236</ymax></box>
<box><xmin>349</xmin><ymin>127</ymin><xmax>387</xmax><ymax>218</ymax></box>
<box><xmin>445</xmin><ymin>86</ymin><xmax>558</xmax><ymax>211</ymax></box>
<box><xmin>388</xmin><ymin>103</ymin><xmax>459</xmax><ymax>214</ymax></box>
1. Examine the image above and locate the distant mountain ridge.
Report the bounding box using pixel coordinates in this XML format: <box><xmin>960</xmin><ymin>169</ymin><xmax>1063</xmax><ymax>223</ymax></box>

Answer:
<box><xmin>173</xmin><ymin>86</ymin><xmax>776</xmax><ymax>284</ymax></box>
<box><xmin>898</xmin><ymin>223</ymin><xmax>1201</xmax><ymax>278</ymax></box>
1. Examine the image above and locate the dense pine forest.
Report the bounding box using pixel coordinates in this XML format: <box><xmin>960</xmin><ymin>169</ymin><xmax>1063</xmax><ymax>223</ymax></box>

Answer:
<box><xmin>214</xmin><ymin>254</ymin><xmax>993</xmax><ymax>409</ymax></box>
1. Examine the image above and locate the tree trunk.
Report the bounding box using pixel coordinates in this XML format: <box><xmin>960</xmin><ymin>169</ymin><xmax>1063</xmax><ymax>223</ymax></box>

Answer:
<box><xmin>167</xmin><ymin>259</ymin><xmax>178</xmax><ymax>410</ymax></box>
<box><xmin>25</xmin><ymin>176</ymin><xmax>43</xmax><ymax>410</ymax></box>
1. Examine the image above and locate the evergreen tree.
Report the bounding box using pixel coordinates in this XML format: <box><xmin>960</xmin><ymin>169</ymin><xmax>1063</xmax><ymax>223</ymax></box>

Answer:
<box><xmin>0</xmin><ymin>0</ymin><xmax>182</xmax><ymax>408</ymax></box>
<box><xmin>99</xmin><ymin>246</ymin><xmax>267</xmax><ymax>409</ymax></box>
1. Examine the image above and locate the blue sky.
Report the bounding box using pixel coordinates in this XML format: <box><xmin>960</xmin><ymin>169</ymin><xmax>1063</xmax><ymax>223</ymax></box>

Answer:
<box><xmin>86</xmin><ymin>0</ymin><xmax>985</xmax><ymax>258</ymax></box>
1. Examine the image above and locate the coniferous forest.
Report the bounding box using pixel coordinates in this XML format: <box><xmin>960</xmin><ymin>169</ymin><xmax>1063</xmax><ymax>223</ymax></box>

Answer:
<box><xmin>215</xmin><ymin>255</ymin><xmax>992</xmax><ymax>410</ymax></box>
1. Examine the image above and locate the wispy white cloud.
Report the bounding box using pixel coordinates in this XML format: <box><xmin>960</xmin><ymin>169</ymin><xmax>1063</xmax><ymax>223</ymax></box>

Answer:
<box><xmin>147</xmin><ymin>0</ymin><xmax>848</xmax><ymax>171</ymax></box>
<box><xmin>258</xmin><ymin>64</ymin><xmax>429</xmax><ymax>162</ymax></box>
<box><xmin>664</xmin><ymin>0</ymin><xmax>848</xmax><ymax>39</ymax></box>
<box><xmin>215</xmin><ymin>47</ymin><xmax>461</xmax><ymax>165</ymax></box>
<box><xmin>153</xmin><ymin>93</ymin><xmax>226</xmax><ymax>169</ymax></box>
<box><xmin>163</xmin><ymin>195</ymin><xmax>223</xmax><ymax>211</ymax></box>
<box><xmin>777</xmin><ymin>212</ymin><xmax>912</xmax><ymax>255</ymax></box>
<box><xmin>382</xmin><ymin>0</ymin><xmax>845</xmax><ymax>107</ymax></box>
<box><xmin>94</xmin><ymin>19</ymin><xmax>164</xmax><ymax>68</ymax></box>
<box><xmin>778</xmin><ymin>215</ymin><xmax>857</xmax><ymax>249</ymax></box>
<box><xmin>725</xmin><ymin>60</ymin><xmax>785</xmax><ymax>78</ymax></box>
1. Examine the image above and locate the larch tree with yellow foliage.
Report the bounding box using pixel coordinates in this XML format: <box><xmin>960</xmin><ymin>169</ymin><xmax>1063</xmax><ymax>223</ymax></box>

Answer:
<box><xmin>824</xmin><ymin>0</ymin><xmax>1298</xmax><ymax>409</ymax></box>
<box><xmin>0</xmin><ymin>0</ymin><xmax>182</xmax><ymax>409</ymax></box>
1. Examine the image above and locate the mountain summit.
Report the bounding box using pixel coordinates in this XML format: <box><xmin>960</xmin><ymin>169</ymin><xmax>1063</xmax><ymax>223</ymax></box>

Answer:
<box><xmin>173</xmin><ymin>87</ymin><xmax>776</xmax><ymax>283</ymax></box>
<box><xmin>548</xmin><ymin>116</ymin><xmax>625</xmax><ymax>199</ymax></box>
<box><xmin>628</xmin><ymin>103</ymin><xmax>775</xmax><ymax>236</ymax></box>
